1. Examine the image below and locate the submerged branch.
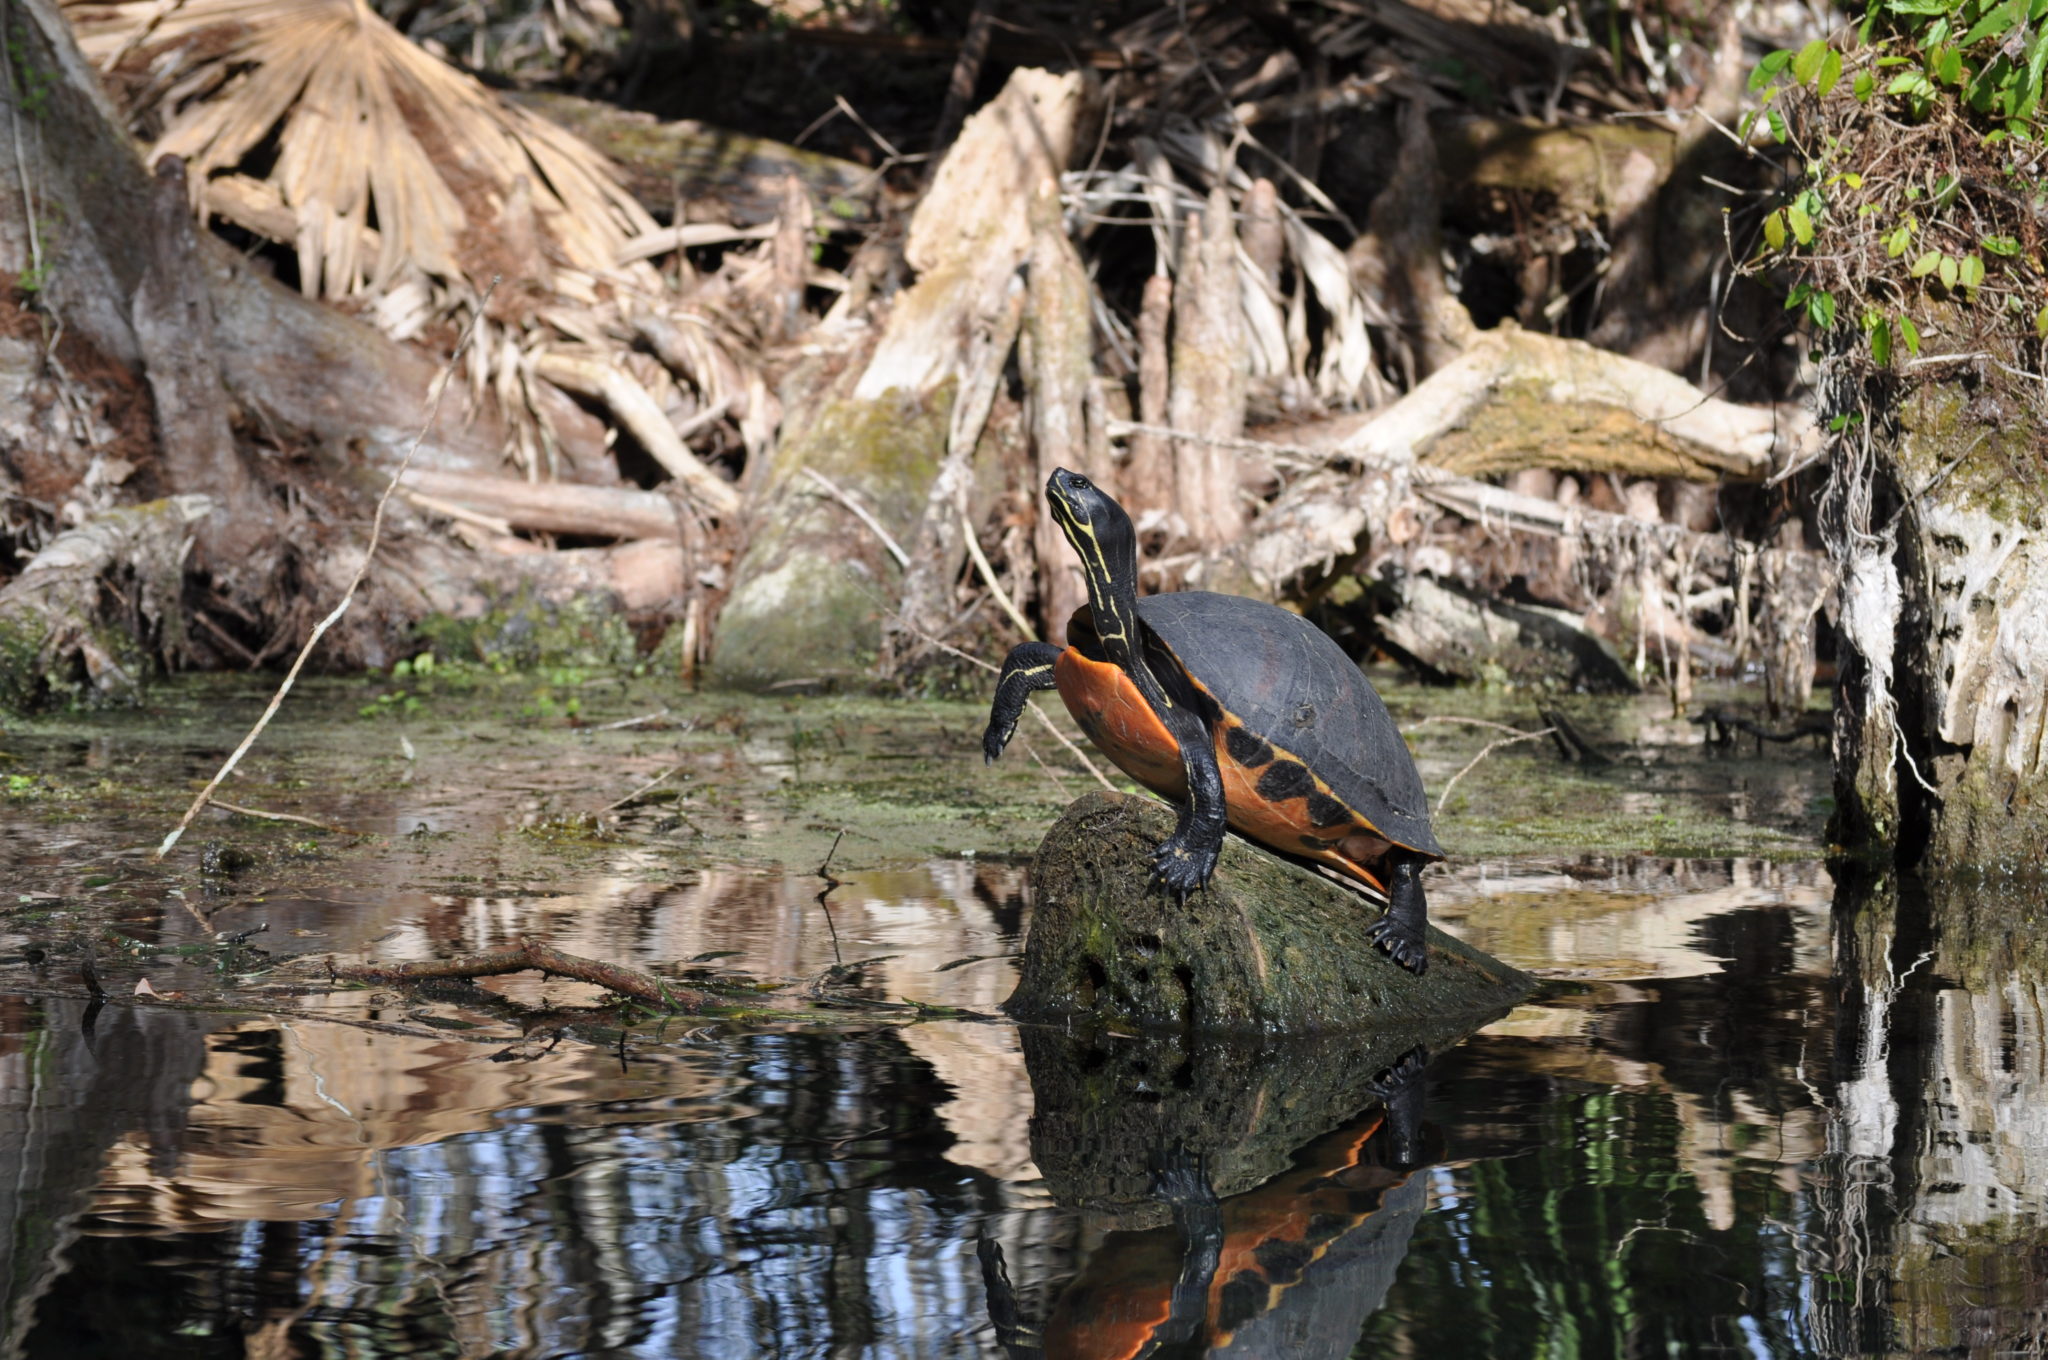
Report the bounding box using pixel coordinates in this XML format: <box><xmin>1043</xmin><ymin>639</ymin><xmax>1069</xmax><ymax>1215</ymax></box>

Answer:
<box><xmin>332</xmin><ymin>938</ymin><xmax>713</xmax><ymax>1011</ymax></box>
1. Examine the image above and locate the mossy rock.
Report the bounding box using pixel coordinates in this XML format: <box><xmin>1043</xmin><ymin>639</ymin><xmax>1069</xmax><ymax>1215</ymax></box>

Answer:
<box><xmin>1012</xmin><ymin>791</ymin><xmax>1532</xmax><ymax>1037</ymax></box>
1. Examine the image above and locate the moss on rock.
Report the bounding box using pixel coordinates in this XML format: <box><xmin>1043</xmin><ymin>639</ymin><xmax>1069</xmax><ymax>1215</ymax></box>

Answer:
<box><xmin>1012</xmin><ymin>791</ymin><xmax>1533</xmax><ymax>1038</ymax></box>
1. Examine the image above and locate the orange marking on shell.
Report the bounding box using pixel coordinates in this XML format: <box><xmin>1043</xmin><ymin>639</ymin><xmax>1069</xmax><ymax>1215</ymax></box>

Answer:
<box><xmin>1055</xmin><ymin>648</ymin><xmax>1186</xmax><ymax>792</ymax></box>
<box><xmin>1216</xmin><ymin>754</ymin><xmax>1389</xmax><ymax>894</ymax></box>
<box><xmin>1057</xmin><ymin>654</ymin><xmax>1393</xmax><ymax>895</ymax></box>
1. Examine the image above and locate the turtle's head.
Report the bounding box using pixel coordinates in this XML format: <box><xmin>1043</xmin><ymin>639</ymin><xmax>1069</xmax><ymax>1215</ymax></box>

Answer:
<box><xmin>1045</xmin><ymin>468</ymin><xmax>1139</xmax><ymax>630</ymax></box>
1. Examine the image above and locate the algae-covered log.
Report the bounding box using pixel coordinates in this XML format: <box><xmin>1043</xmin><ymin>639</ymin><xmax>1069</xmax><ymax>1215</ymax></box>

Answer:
<box><xmin>1011</xmin><ymin>791</ymin><xmax>1531</xmax><ymax>1037</ymax></box>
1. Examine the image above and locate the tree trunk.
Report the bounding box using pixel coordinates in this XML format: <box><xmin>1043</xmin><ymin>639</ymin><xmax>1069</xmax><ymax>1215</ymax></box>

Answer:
<box><xmin>708</xmin><ymin>68</ymin><xmax>1083</xmax><ymax>689</ymax></box>
<box><xmin>1166</xmin><ymin>186</ymin><xmax>1248</xmax><ymax>549</ymax></box>
<box><xmin>1826</xmin><ymin>364</ymin><xmax>2048</xmax><ymax>869</ymax></box>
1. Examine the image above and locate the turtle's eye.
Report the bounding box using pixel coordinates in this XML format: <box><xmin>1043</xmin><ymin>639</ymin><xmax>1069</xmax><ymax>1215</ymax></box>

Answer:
<box><xmin>1070</xmin><ymin>474</ymin><xmax>1092</xmax><ymax>490</ymax></box>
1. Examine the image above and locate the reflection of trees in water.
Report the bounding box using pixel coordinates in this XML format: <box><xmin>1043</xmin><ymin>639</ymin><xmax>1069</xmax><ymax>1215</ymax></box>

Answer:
<box><xmin>17</xmin><ymin>1026</ymin><xmax>1052</xmax><ymax>1358</ymax></box>
<box><xmin>1365</xmin><ymin>902</ymin><xmax>1836</xmax><ymax>1357</ymax></box>
<box><xmin>1804</xmin><ymin>875</ymin><xmax>2048</xmax><ymax>1357</ymax></box>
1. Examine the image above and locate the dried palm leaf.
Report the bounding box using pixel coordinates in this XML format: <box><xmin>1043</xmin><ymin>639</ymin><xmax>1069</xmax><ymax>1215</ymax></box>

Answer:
<box><xmin>65</xmin><ymin>0</ymin><xmax>658</xmax><ymax>302</ymax></box>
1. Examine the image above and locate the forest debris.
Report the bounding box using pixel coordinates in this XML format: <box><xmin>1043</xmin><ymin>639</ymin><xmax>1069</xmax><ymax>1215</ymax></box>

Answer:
<box><xmin>67</xmin><ymin>0</ymin><xmax>657</xmax><ymax>302</ymax></box>
<box><xmin>330</xmin><ymin>937</ymin><xmax>712</xmax><ymax>1011</ymax></box>
<box><xmin>1370</xmin><ymin>570</ymin><xmax>1638</xmax><ymax>693</ymax></box>
<box><xmin>531</xmin><ymin>352</ymin><xmax>741</xmax><ymax>516</ymax></box>
<box><xmin>713</xmin><ymin>68</ymin><xmax>1084</xmax><ymax>690</ymax></box>
<box><xmin>507</xmin><ymin>89</ymin><xmax>881</xmax><ymax>229</ymax></box>
<box><xmin>399</xmin><ymin>469</ymin><xmax>682</xmax><ymax>540</ymax></box>
<box><xmin>853</xmin><ymin>67</ymin><xmax>1084</xmax><ymax>401</ymax></box>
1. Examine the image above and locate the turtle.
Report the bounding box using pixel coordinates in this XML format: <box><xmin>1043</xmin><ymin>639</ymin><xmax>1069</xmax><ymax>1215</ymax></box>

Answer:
<box><xmin>982</xmin><ymin>467</ymin><xmax>1443</xmax><ymax>973</ymax></box>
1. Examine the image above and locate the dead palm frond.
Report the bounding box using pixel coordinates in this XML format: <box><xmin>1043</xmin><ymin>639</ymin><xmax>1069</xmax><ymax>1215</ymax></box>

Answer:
<box><xmin>64</xmin><ymin>0</ymin><xmax>658</xmax><ymax>304</ymax></box>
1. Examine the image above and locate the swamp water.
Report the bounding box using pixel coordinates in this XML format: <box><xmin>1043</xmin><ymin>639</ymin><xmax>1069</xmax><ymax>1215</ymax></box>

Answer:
<box><xmin>0</xmin><ymin>671</ymin><xmax>2038</xmax><ymax>1358</ymax></box>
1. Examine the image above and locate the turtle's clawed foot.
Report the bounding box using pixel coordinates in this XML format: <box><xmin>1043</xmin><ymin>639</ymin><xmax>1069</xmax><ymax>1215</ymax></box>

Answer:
<box><xmin>1366</xmin><ymin>913</ymin><xmax>1428</xmax><ymax>975</ymax></box>
<box><xmin>1150</xmin><ymin>835</ymin><xmax>1218</xmax><ymax>900</ymax></box>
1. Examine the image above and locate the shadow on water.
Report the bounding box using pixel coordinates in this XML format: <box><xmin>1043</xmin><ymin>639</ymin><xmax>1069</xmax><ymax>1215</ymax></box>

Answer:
<box><xmin>0</xmin><ymin>680</ymin><xmax>2041</xmax><ymax>1356</ymax></box>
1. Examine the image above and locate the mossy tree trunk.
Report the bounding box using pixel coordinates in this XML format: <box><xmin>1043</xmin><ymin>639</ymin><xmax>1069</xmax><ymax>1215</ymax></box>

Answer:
<box><xmin>1825</xmin><ymin>360</ymin><xmax>2048</xmax><ymax>872</ymax></box>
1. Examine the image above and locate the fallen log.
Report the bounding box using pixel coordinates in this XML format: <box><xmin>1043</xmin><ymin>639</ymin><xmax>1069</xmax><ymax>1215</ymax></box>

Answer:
<box><xmin>1370</xmin><ymin>569</ymin><xmax>1638</xmax><ymax>693</ymax></box>
<box><xmin>399</xmin><ymin>469</ymin><xmax>685</xmax><ymax>540</ymax></box>
<box><xmin>508</xmin><ymin>90</ymin><xmax>880</xmax><ymax>229</ymax></box>
<box><xmin>1011</xmin><ymin>791</ymin><xmax>1532</xmax><ymax>1037</ymax></box>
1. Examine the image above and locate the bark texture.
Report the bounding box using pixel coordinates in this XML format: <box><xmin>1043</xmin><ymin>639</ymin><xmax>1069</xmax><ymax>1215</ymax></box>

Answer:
<box><xmin>1826</xmin><ymin>373</ymin><xmax>2048</xmax><ymax>870</ymax></box>
<box><xmin>710</xmin><ymin>67</ymin><xmax>1083</xmax><ymax>689</ymax></box>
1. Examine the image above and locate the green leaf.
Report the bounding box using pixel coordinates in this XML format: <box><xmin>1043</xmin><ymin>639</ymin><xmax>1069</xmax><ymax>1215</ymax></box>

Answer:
<box><xmin>1935</xmin><ymin>46</ymin><xmax>1965</xmax><ymax>84</ymax></box>
<box><xmin>1749</xmin><ymin>49</ymin><xmax>1793</xmax><ymax>90</ymax></box>
<box><xmin>1887</xmin><ymin>224</ymin><xmax>1914</xmax><ymax>256</ymax></box>
<box><xmin>1959</xmin><ymin>253</ymin><xmax>1985</xmax><ymax>287</ymax></box>
<box><xmin>1855</xmin><ymin>70</ymin><xmax>1877</xmax><ymax>100</ymax></box>
<box><xmin>1933</xmin><ymin>173</ymin><xmax>1961</xmax><ymax>208</ymax></box>
<box><xmin>1899</xmin><ymin>313</ymin><xmax>1922</xmax><ymax>355</ymax></box>
<box><xmin>1819</xmin><ymin>49</ymin><xmax>1846</xmax><ymax>95</ymax></box>
<box><xmin>1910</xmin><ymin>249</ymin><xmax>1942</xmax><ymax>276</ymax></box>
<box><xmin>1939</xmin><ymin>254</ymin><xmax>1959</xmax><ymax>287</ymax></box>
<box><xmin>1809</xmin><ymin>291</ymin><xmax>1837</xmax><ymax>329</ymax></box>
<box><xmin>1767</xmin><ymin>108</ymin><xmax>1790</xmax><ymax>142</ymax></box>
<box><xmin>1869</xmin><ymin>317</ymin><xmax>1893</xmax><ymax>364</ymax></box>
<box><xmin>1982</xmin><ymin>234</ymin><xmax>2021</xmax><ymax>254</ymax></box>
<box><xmin>1793</xmin><ymin>39</ymin><xmax>1832</xmax><ymax>84</ymax></box>
<box><xmin>1787</xmin><ymin>201</ymin><xmax>1816</xmax><ymax>244</ymax></box>
<box><xmin>1960</xmin><ymin>0</ymin><xmax>2022</xmax><ymax>47</ymax></box>
<box><xmin>1764</xmin><ymin>209</ymin><xmax>1788</xmax><ymax>250</ymax></box>
<box><xmin>2036</xmin><ymin>305</ymin><xmax>2048</xmax><ymax>338</ymax></box>
<box><xmin>1836</xmin><ymin>170</ymin><xmax>1864</xmax><ymax>188</ymax></box>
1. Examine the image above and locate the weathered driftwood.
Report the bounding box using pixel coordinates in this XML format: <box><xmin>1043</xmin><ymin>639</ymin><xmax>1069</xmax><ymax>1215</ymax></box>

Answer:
<box><xmin>1371</xmin><ymin>570</ymin><xmax>1638</xmax><ymax>692</ymax></box>
<box><xmin>710</xmin><ymin>68</ymin><xmax>1084</xmax><ymax>690</ymax></box>
<box><xmin>1011</xmin><ymin>792</ymin><xmax>1532</xmax><ymax>1037</ymax></box>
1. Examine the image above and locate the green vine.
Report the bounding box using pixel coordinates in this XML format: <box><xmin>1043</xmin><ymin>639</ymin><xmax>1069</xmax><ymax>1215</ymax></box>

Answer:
<box><xmin>1744</xmin><ymin>0</ymin><xmax>2048</xmax><ymax>367</ymax></box>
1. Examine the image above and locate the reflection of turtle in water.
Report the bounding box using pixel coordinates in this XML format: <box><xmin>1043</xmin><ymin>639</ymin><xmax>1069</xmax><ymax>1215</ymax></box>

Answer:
<box><xmin>980</xmin><ymin>1050</ymin><xmax>1438</xmax><ymax>1359</ymax></box>
<box><xmin>983</xmin><ymin>469</ymin><xmax>1444</xmax><ymax>973</ymax></box>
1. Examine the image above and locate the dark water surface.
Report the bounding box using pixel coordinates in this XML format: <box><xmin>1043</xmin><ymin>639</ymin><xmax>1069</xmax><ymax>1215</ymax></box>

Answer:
<box><xmin>0</xmin><ymin>678</ymin><xmax>2038</xmax><ymax>1358</ymax></box>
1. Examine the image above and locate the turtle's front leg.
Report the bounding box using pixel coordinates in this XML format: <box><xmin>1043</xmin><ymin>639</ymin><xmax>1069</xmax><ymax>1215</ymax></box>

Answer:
<box><xmin>982</xmin><ymin>642</ymin><xmax>1063</xmax><ymax>764</ymax></box>
<box><xmin>1366</xmin><ymin>850</ymin><xmax>1431</xmax><ymax>974</ymax></box>
<box><xmin>1149</xmin><ymin>698</ymin><xmax>1227</xmax><ymax>897</ymax></box>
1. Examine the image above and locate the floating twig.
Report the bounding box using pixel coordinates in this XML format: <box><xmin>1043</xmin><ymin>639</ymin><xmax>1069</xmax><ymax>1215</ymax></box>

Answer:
<box><xmin>1435</xmin><ymin>727</ymin><xmax>1557</xmax><ymax>818</ymax></box>
<box><xmin>331</xmin><ymin>937</ymin><xmax>710</xmax><ymax>1011</ymax></box>
<box><xmin>211</xmin><ymin>800</ymin><xmax>361</xmax><ymax>835</ymax></box>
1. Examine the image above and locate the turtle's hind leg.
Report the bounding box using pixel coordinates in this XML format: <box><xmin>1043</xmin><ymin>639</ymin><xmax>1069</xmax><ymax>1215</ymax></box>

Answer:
<box><xmin>1366</xmin><ymin>851</ymin><xmax>1431</xmax><ymax>975</ymax></box>
<box><xmin>983</xmin><ymin>642</ymin><xmax>1063</xmax><ymax>763</ymax></box>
